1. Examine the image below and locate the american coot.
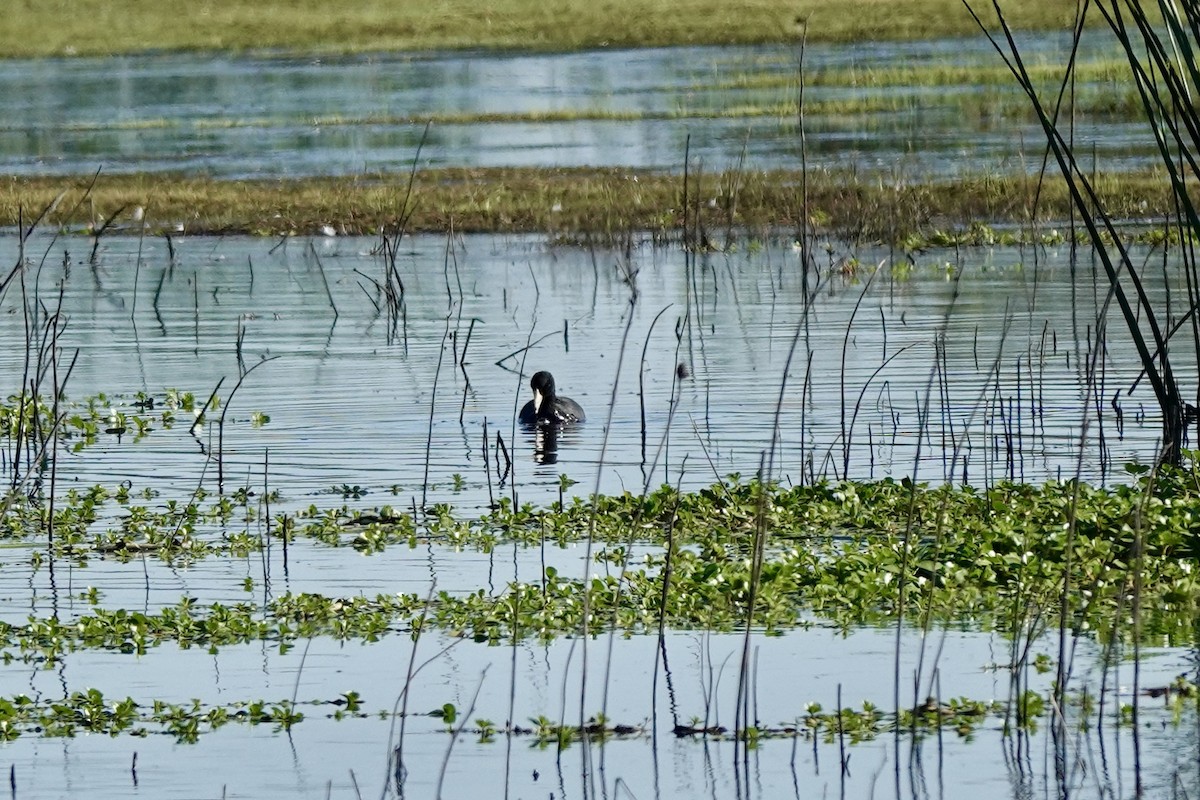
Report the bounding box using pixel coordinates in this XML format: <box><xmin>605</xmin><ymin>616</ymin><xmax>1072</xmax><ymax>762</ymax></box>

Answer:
<box><xmin>519</xmin><ymin>370</ymin><xmax>585</xmax><ymax>425</ymax></box>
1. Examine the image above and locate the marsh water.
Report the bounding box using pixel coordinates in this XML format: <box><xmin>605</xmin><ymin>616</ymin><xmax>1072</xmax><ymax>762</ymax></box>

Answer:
<box><xmin>0</xmin><ymin>230</ymin><xmax>1197</xmax><ymax>799</ymax></box>
<box><xmin>3</xmin><ymin>32</ymin><xmax>1200</xmax><ymax>800</ymax></box>
<box><xmin>0</xmin><ymin>33</ymin><xmax>1160</xmax><ymax>178</ymax></box>
<box><xmin>1</xmin><ymin>232</ymin><xmax>1189</xmax><ymax>510</ymax></box>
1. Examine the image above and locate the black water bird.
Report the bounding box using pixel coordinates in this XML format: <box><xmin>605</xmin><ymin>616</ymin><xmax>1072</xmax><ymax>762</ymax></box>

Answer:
<box><xmin>519</xmin><ymin>371</ymin><xmax>585</xmax><ymax>425</ymax></box>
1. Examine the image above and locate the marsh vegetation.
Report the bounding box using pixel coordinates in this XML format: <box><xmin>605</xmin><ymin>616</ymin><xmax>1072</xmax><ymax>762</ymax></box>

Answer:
<box><xmin>1</xmin><ymin>217</ymin><xmax>1198</xmax><ymax>796</ymax></box>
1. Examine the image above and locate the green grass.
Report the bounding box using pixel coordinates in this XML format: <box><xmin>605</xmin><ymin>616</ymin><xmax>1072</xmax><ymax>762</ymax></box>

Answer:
<box><xmin>2</xmin><ymin>0</ymin><xmax>1114</xmax><ymax>58</ymax></box>
<box><xmin>0</xmin><ymin>167</ymin><xmax>1183</xmax><ymax>242</ymax></box>
<box><xmin>712</xmin><ymin>56</ymin><xmax>1134</xmax><ymax>92</ymax></box>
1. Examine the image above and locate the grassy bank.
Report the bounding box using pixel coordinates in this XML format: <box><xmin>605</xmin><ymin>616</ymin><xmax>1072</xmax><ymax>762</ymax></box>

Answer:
<box><xmin>0</xmin><ymin>167</ymin><xmax>1181</xmax><ymax>242</ymax></box>
<box><xmin>6</xmin><ymin>1</ymin><xmax>1089</xmax><ymax>58</ymax></box>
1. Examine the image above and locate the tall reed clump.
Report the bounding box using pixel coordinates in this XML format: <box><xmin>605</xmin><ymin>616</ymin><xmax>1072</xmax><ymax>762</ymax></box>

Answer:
<box><xmin>2</xmin><ymin>203</ymin><xmax>78</xmax><ymax>507</ymax></box>
<box><xmin>966</xmin><ymin>0</ymin><xmax>1200</xmax><ymax>466</ymax></box>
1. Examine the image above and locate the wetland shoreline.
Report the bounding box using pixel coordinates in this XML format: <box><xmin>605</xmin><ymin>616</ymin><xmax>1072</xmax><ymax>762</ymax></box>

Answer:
<box><xmin>1</xmin><ymin>167</ymin><xmax>1183</xmax><ymax>239</ymax></box>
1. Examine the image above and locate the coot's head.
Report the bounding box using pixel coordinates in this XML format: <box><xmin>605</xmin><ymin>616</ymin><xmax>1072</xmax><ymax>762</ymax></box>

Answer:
<box><xmin>530</xmin><ymin>370</ymin><xmax>557</xmax><ymax>411</ymax></box>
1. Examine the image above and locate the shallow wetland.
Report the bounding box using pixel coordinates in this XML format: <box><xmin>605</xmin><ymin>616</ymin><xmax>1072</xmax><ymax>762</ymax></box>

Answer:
<box><xmin>3</xmin><ymin>17</ymin><xmax>1200</xmax><ymax>800</ymax></box>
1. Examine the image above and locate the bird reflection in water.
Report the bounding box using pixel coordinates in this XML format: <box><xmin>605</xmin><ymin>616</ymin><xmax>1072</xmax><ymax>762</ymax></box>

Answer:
<box><xmin>533</xmin><ymin>424</ymin><xmax>560</xmax><ymax>464</ymax></box>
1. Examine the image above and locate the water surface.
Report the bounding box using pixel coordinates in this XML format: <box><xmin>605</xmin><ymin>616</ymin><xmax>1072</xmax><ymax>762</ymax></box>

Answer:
<box><xmin>0</xmin><ymin>33</ymin><xmax>1159</xmax><ymax>178</ymax></box>
<box><xmin>0</xmin><ymin>231</ymin><xmax>1181</xmax><ymax>512</ymax></box>
<box><xmin>0</xmin><ymin>231</ymin><xmax>1196</xmax><ymax>798</ymax></box>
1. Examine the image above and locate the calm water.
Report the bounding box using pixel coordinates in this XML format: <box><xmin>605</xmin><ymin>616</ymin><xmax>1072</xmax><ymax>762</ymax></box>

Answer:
<box><xmin>0</xmin><ymin>231</ymin><xmax>1196</xmax><ymax>797</ymax></box>
<box><xmin>0</xmin><ymin>34</ymin><xmax>1157</xmax><ymax>178</ymax></box>
<box><xmin>0</xmin><ymin>231</ymin><xmax>1186</xmax><ymax>512</ymax></box>
<box><xmin>4</xmin><ymin>626</ymin><xmax>1194</xmax><ymax>799</ymax></box>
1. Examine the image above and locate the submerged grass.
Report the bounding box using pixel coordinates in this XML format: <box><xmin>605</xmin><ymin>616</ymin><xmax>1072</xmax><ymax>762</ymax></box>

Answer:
<box><xmin>12</xmin><ymin>68</ymin><xmax>1146</xmax><ymax>130</ymax></box>
<box><xmin>0</xmin><ymin>167</ymin><xmax>1185</xmax><ymax>241</ymax></box>
<box><xmin>4</xmin><ymin>0</ymin><xmax>1109</xmax><ymax>59</ymax></box>
<box><xmin>713</xmin><ymin>55</ymin><xmax>1136</xmax><ymax>92</ymax></box>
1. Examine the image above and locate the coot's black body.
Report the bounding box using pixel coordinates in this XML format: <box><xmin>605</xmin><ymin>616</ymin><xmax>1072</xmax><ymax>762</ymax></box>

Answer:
<box><xmin>519</xmin><ymin>371</ymin><xmax>585</xmax><ymax>425</ymax></box>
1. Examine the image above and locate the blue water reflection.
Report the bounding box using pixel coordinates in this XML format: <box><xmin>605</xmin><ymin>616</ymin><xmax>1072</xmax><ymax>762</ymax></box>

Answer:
<box><xmin>0</xmin><ymin>232</ymin><xmax>1186</xmax><ymax>517</ymax></box>
<box><xmin>0</xmin><ymin>34</ymin><xmax>1159</xmax><ymax>177</ymax></box>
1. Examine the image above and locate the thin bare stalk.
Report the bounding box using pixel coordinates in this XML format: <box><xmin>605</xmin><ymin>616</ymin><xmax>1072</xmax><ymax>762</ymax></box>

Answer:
<box><xmin>216</xmin><ymin>356</ymin><xmax>279</xmax><ymax>491</ymax></box>
<box><xmin>840</xmin><ymin>261</ymin><xmax>886</xmax><ymax>476</ymax></box>
<box><xmin>88</xmin><ymin>203</ymin><xmax>128</xmax><ymax>264</ymax></box>
<box><xmin>434</xmin><ymin>666</ymin><xmax>489</xmax><ymax>800</ymax></box>
<box><xmin>308</xmin><ymin>242</ymin><xmax>339</xmax><ymax>319</ymax></box>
